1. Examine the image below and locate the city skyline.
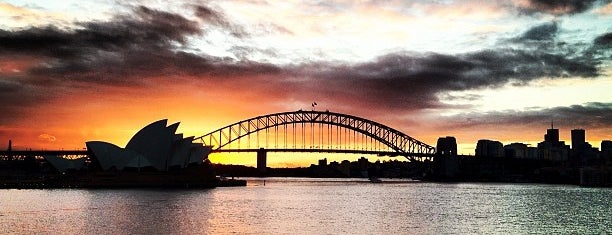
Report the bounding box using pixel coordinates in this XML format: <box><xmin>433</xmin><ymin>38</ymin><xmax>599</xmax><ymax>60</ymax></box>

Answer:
<box><xmin>1</xmin><ymin>0</ymin><xmax>611</xmax><ymax>167</ymax></box>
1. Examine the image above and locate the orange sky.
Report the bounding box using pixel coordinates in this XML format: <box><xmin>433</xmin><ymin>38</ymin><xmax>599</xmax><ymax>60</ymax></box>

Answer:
<box><xmin>1</xmin><ymin>1</ymin><xmax>611</xmax><ymax>167</ymax></box>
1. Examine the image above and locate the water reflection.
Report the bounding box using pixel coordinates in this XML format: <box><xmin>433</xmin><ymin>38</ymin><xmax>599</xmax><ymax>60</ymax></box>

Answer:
<box><xmin>1</xmin><ymin>180</ymin><xmax>610</xmax><ymax>234</ymax></box>
<box><xmin>81</xmin><ymin>189</ymin><xmax>214</xmax><ymax>234</ymax></box>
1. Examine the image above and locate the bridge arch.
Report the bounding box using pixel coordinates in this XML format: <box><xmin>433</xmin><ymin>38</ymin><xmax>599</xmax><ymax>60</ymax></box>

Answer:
<box><xmin>195</xmin><ymin>111</ymin><xmax>436</xmax><ymax>159</ymax></box>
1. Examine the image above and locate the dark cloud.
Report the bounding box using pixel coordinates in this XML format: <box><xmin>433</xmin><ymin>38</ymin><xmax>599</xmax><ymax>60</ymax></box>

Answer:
<box><xmin>518</xmin><ymin>0</ymin><xmax>599</xmax><ymax>15</ymax></box>
<box><xmin>517</xmin><ymin>22</ymin><xmax>558</xmax><ymax>41</ymax></box>
<box><xmin>594</xmin><ymin>32</ymin><xmax>612</xmax><ymax>46</ymax></box>
<box><xmin>0</xmin><ymin>5</ymin><xmax>278</xmax><ymax>86</ymax></box>
<box><xmin>0</xmin><ymin>77</ymin><xmax>47</xmax><ymax>123</ymax></box>
<box><xmin>194</xmin><ymin>5</ymin><xmax>224</xmax><ymax>22</ymax></box>
<box><xmin>193</xmin><ymin>5</ymin><xmax>247</xmax><ymax>37</ymax></box>
<box><xmin>585</xmin><ymin>32</ymin><xmax>612</xmax><ymax>61</ymax></box>
<box><xmin>444</xmin><ymin>102</ymin><xmax>612</xmax><ymax>129</ymax></box>
<box><xmin>0</xmin><ymin>79</ymin><xmax>22</xmax><ymax>93</ymax></box>
<box><xmin>285</xmin><ymin>49</ymin><xmax>599</xmax><ymax>111</ymax></box>
<box><xmin>0</xmin><ymin>6</ymin><xmax>199</xmax><ymax>55</ymax></box>
<box><xmin>0</xmin><ymin>5</ymin><xmax>280</xmax><ymax>123</ymax></box>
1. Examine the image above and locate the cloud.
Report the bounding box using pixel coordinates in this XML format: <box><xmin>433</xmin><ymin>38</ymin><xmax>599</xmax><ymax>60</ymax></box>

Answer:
<box><xmin>0</xmin><ymin>76</ymin><xmax>46</xmax><ymax>123</ymax></box>
<box><xmin>0</xmin><ymin>3</ymin><xmax>608</xmax><ymax>126</ymax></box>
<box><xmin>193</xmin><ymin>5</ymin><xmax>247</xmax><ymax>37</ymax></box>
<box><xmin>0</xmin><ymin>2</ymin><xmax>72</xmax><ymax>29</ymax></box>
<box><xmin>0</xmin><ymin>5</ymin><xmax>280</xmax><ymax>123</ymax></box>
<box><xmin>506</xmin><ymin>22</ymin><xmax>565</xmax><ymax>53</ymax></box>
<box><xmin>284</xmin><ymin>49</ymin><xmax>599</xmax><ymax>112</ymax></box>
<box><xmin>587</xmin><ymin>32</ymin><xmax>612</xmax><ymax>61</ymax></box>
<box><xmin>516</xmin><ymin>22</ymin><xmax>558</xmax><ymax>41</ymax></box>
<box><xmin>0</xmin><ymin>5</ymin><xmax>279</xmax><ymax>84</ymax></box>
<box><xmin>595</xmin><ymin>2</ymin><xmax>612</xmax><ymax>14</ymax></box>
<box><xmin>38</xmin><ymin>133</ymin><xmax>57</xmax><ymax>142</ymax></box>
<box><xmin>515</xmin><ymin>0</ymin><xmax>599</xmax><ymax>15</ymax></box>
<box><xmin>443</xmin><ymin>102</ymin><xmax>612</xmax><ymax>129</ymax></box>
<box><xmin>594</xmin><ymin>32</ymin><xmax>612</xmax><ymax>46</ymax></box>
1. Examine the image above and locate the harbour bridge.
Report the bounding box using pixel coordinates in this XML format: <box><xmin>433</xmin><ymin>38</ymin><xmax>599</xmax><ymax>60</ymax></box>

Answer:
<box><xmin>194</xmin><ymin>110</ymin><xmax>436</xmax><ymax>165</ymax></box>
<box><xmin>1</xmin><ymin>110</ymin><xmax>438</xmax><ymax>166</ymax></box>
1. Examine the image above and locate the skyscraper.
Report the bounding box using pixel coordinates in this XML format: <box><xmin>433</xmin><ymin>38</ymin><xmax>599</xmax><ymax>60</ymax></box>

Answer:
<box><xmin>538</xmin><ymin>122</ymin><xmax>569</xmax><ymax>161</ymax></box>
<box><xmin>571</xmin><ymin>129</ymin><xmax>586</xmax><ymax>150</ymax></box>
<box><xmin>436</xmin><ymin>136</ymin><xmax>457</xmax><ymax>156</ymax></box>
<box><xmin>545</xmin><ymin>128</ymin><xmax>560</xmax><ymax>143</ymax></box>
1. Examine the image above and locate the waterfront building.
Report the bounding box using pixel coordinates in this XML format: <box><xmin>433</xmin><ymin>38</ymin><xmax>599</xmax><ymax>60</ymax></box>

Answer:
<box><xmin>437</xmin><ymin>136</ymin><xmax>457</xmax><ymax>156</ymax></box>
<box><xmin>504</xmin><ymin>143</ymin><xmax>528</xmax><ymax>158</ymax></box>
<box><xmin>536</xmin><ymin>124</ymin><xmax>569</xmax><ymax>161</ymax></box>
<box><xmin>537</xmin><ymin>141</ymin><xmax>569</xmax><ymax>161</ymax></box>
<box><xmin>339</xmin><ymin>160</ymin><xmax>351</xmax><ymax>177</ymax></box>
<box><xmin>571</xmin><ymin>129</ymin><xmax>586</xmax><ymax>151</ymax></box>
<box><xmin>602</xmin><ymin>140</ymin><xmax>612</xmax><ymax>153</ymax></box>
<box><xmin>526</xmin><ymin>147</ymin><xmax>538</xmax><ymax>159</ymax></box>
<box><xmin>357</xmin><ymin>157</ymin><xmax>369</xmax><ymax>171</ymax></box>
<box><xmin>435</xmin><ymin>136</ymin><xmax>458</xmax><ymax>178</ymax></box>
<box><xmin>570</xmin><ymin>129</ymin><xmax>598</xmax><ymax>166</ymax></box>
<box><xmin>476</xmin><ymin>139</ymin><xmax>504</xmax><ymax>158</ymax></box>
<box><xmin>545</xmin><ymin>128</ymin><xmax>560</xmax><ymax>143</ymax></box>
<box><xmin>601</xmin><ymin>140</ymin><xmax>612</xmax><ymax>165</ymax></box>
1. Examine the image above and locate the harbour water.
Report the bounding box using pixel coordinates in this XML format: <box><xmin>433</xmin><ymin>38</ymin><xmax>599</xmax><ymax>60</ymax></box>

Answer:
<box><xmin>1</xmin><ymin>178</ymin><xmax>610</xmax><ymax>234</ymax></box>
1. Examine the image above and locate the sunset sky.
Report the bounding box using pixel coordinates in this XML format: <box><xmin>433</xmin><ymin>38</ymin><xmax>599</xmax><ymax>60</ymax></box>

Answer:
<box><xmin>1</xmin><ymin>0</ymin><xmax>611</xmax><ymax>167</ymax></box>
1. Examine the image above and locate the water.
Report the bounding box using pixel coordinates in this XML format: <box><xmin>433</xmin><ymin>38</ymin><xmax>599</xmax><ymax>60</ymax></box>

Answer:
<box><xmin>1</xmin><ymin>178</ymin><xmax>610</xmax><ymax>234</ymax></box>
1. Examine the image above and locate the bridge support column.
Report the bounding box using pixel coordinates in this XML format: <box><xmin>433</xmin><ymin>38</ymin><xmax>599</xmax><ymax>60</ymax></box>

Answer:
<box><xmin>257</xmin><ymin>148</ymin><xmax>267</xmax><ymax>174</ymax></box>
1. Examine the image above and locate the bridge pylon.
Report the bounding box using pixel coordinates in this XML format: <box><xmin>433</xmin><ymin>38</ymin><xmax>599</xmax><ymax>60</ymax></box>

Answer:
<box><xmin>257</xmin><ymin>148</ymin><xmax>267</xmax><ymax>174</ymax></box>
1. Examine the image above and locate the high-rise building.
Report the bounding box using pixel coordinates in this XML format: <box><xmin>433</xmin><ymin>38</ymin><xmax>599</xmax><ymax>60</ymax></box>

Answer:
<box><xmin>435</xmin><ymin>136</ymin><xmax>458</xmax><ymax>178</ymax></box>
<box><xmin>537</xmin><ymin>124</ymin><xmax>569</xmax><ymax>161</ymax></box>
<box><xmin>571</xmin><ymin>129</ymin><xmax>586</xmax><ymax>150</ymax></box>
<box><xmin>476</xmin><ymin>139</ymin><xmax>504</xmax><ymax>157</ymax></box>
<box><xmin>436</xmin><ymin>136</ymin><xmax>457</xmax><ymax>156</ymax></box>
<box><xmin>545</xmin><ymin>128</ymin><xmax>559</xmax><ymax>143</ymax></box>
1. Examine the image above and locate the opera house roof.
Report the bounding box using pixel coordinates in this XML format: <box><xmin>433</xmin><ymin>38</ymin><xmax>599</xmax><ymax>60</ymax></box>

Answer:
<box><xmin>45</xmin><ymin>120</ymin><xmax>211</xmax><ymax>172</ymax></box>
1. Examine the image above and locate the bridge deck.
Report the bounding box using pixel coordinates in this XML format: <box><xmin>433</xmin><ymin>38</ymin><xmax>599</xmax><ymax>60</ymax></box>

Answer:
<box><xmin>0</xmin><ymin>149</ymin><xmax>434</xmax><ymax>158</ymax></box>
<box><xmin>213</xmin><ymin>149</ymin><xmax>435</xmax><ymax>158</ymax></box>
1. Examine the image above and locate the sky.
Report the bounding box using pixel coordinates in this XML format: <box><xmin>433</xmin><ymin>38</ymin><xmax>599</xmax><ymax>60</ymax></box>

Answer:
<box><xmin>0</xmin><ymin>0</ymin><xmax>611</xmax><ymax>167</ymax></box>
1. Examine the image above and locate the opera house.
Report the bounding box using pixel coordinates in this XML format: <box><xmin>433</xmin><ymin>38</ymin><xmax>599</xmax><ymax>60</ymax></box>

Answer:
<box><xmin>44</xmin><ymin>119</ymin><xmax>211</xmax><ymax>172</ymax></box>
<box><xmin>42</xmin><ymin>119</ymin><xmax>221</xmax><ymax>188</ymax></box>
<box><xmin>85</xmin><ymin>119</ymin><xmax>211</xmax><ymax>171</ymax></box>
